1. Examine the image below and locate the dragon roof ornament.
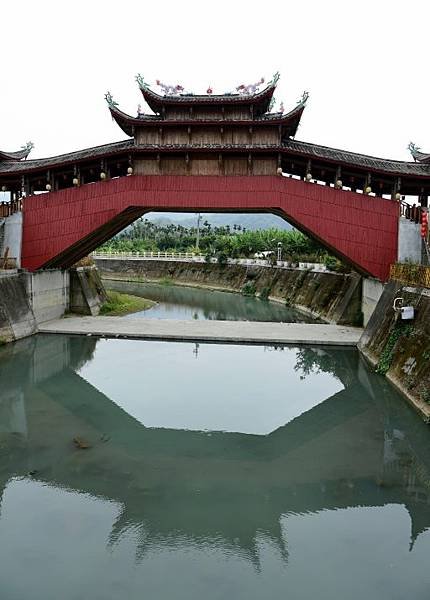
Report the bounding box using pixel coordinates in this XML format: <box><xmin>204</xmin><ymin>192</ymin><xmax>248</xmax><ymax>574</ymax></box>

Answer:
<box><xmin>408</xmin><ymin>142</ymin><xmax>421</xmax><ymax>160</ymax></box>
<box><xmin>155</xmin><ymin>79</ymin><xmax>184</xmax><ymax>96</ymax></box>
<box><xmin>236</xmin><ymin>77</ymin><xmax>265</xmax><ymax>96</ymax></box>
<box><xmin>135</xmin><ymin>73</ymin><xmax>150</xmax><ymax>90</ymax></box>
<box><xmin>407</xmin><ymin>142</ymin><xmax>430</xmax><ymax>164</ymax></box>
<box><xmin>267</xmin><ymin>96</ymin><xmax>276</xmax><ymax>113</ymax></box>
<box><xmin>268</xmin><ymin>72</ymin><xmax>280</xmax><ymax>87</ymax></box>
<box><xmin>21</xmin><ymin>141</ymin><xmax>34</xmax><ymax>153</ymax></box>
<box><xmin>104</xmin><ymin>91</ymin><xmax>119</xmax><ymax>108</ymax></box>
<box><xmin>298</xmin><ymin>90</ymin><xmax>309</xmax><ymax>105</ymax></box>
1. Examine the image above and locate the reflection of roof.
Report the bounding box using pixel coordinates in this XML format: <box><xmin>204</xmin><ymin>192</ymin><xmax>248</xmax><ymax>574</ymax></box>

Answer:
<box><xmin>27</xmin><ymin>369</ymin><xmax>430</xmax><ymax>561</ymax></box>
<box><xmin>283</xmin><ymin>139</ymin><xmax>430</xmax><ymax>177</ymax></box>
<box><xmin>3</xmin><ymin>334</ymin><xmax>430</xmax><ymax>565</ymax></box>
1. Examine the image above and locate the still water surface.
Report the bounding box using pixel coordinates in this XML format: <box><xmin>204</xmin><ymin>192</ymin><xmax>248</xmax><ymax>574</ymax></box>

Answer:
<box><xmin>0</xmin><ymin>335</ymin><xmax>430</xmax><ymax>599</ymax></box>
<box><xmin>106</xmin><ymin>279</ymin><xmax>317</xmax><ymax>322</ymax></box>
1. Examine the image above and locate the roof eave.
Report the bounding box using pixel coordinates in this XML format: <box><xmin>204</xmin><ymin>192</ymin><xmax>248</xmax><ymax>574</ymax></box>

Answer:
<box><xmin>282</xmin><ymin>139</ymin><xmax>430</xmax><ymax>178</ymax></box>
<box><xmin>109</xmin><ymin>107</ymin><xmax>135</xmax><ymax>137</ymax></box>
<box><xmin>0</xmin><ymin>147</ymin><xmax>32</xmax><ymax>161</ymax></box>
<box><xmin>411</xmin><ymin>149</ymin><xmax>430</xmax><ymax>164</ymax></box>
<box><xmin>280</xmin><ymin>104</ymin><xmax>306</xmax><ymax>138</ymax></box>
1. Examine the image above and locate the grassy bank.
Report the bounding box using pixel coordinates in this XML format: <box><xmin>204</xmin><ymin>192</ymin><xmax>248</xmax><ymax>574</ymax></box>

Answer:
<box><xmin>100</xmin><ymin>291</ymin><xmax>156</xmax><ymax>316</ymax></box>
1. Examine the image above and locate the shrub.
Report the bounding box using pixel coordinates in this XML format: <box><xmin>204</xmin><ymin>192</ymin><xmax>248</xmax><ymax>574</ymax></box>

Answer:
<box><xmin>242</xmin><ymin>281</ymin><xmax>256</xmax><ymax>296</ymax></box>
<box><xmin>216</xmin><ymin>252</ymin><xmax>228</xmax><ymax>265</ymax></box>
<box><xmin>376</xmin><ymin>323</ymin><xmax>413</xmax><ymax>375</ymax></box>
<box><xmin>259</xmin><ymin>286</ymin><xmax>271</xmax><ymax>301</ymax></box>
<box><xmin>421</xmin><ymin>389</ymin><xmax>430</xmax><ymax>404</ymax></box>
<box><xmin>323</xmin><ymin>255</ymin><xmax>338</xmax><ymax>271</ymax></box>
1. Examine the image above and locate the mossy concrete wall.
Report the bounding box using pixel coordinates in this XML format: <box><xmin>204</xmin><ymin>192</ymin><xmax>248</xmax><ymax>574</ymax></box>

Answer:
<box><xmin>95</xmin><ymin>258</ymin><xmax>362</xmax><ymax>325</ymax></box>
<box><xmin>358</xmin><ymin>282</ymin><xmax>430</xmax><ymax>421</ymax></box>
<box><xmin>0</xmin><ymin>272</ymin><xmax>37</xmax><ymax>342</ymax></box>
<box><xmin>0</xmin><ymin>266</ymin><xmax>106</xmax><ymax>343</ymax></box>
<box><xmin>70</xmin><ymin>266</ymin><xmax>107</xmax><ymax>316</ymax></box>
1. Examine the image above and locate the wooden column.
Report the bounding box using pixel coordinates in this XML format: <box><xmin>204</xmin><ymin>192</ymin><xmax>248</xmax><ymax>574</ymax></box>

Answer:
<box><xmin>391</xmin><ymin>177</ymin><xmax>401</xmax><ymax>200</ymax></box>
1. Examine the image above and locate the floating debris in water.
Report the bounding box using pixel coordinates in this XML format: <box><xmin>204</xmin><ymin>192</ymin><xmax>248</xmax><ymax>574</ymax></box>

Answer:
<box><xmin>73</xmin><ymin>437</ymin><xmax>91</xmax><ymax>449</ymax></box>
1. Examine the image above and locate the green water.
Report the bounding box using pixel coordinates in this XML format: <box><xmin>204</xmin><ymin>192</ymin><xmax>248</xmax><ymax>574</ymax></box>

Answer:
<box><xmin>0</xmin><ymin>334</ymin><xmax>430</xmax><ymax>599</ymax></box>
<box><xmin>105</xmin><ymin>279</ymin><xmax>318</xmax><ymax>322</ymax></box>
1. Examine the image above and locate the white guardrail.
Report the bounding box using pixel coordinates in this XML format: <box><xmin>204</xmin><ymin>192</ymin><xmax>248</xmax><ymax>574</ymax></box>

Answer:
<box><xmin>91</xmin><ymin>251</ymin><xmax>329</xmax><ymax>272</ymax></box>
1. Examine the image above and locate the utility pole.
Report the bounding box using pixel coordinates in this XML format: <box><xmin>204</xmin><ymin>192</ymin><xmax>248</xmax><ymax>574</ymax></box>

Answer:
<box><xmin>195</xmin><ymin>212</ymin><xmax>202</xmax><ymax>251</ymax></box>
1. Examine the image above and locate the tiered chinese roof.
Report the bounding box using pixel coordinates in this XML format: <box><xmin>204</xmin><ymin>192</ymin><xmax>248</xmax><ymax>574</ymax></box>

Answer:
<box><xmin>106</xmin><ymin>73</ymin><xmax>307</xmax><ymax>140</ymax></box>
<box><xmin>108</xmin><ymin>101</ymin><xmax>306</xmax><ymax>139</ymax></box>
<box><xmin>1</xmin><ymin>73</ymin><xmax>430</xmax><ymax>198</ymax></box>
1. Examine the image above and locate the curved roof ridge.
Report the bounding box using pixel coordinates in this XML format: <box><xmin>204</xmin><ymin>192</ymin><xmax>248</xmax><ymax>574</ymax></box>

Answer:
<box><xmin>408</xmin><ymin>142</ymin><xmax>430</xmax><ymax>164</ymax></box>
<box><xmin>286</xmin><ymin>138</ymin><xmax>425</xmax><ymax>166</ymax></box>
<box><xmin>283</xmin><ymin>139</ymin><xmax>430</xmax><ymax>176</ymax></box>
<box><xmin>136</xmin><ymin>73</ymin><xmax>278</xmax><ymax>113</ymax></box>
<box><xmin>0</xmin><ymin>142</ymin><xmax>33</xmax><ymax>161</ymax></box>
<box><xmin>0</xmin><ymin>139</ymin><xmax>134</xmax><ymax>174</ymax></box>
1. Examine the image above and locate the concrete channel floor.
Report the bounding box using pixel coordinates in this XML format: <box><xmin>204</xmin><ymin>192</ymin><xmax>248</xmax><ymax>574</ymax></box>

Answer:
<box><xmin>39</xmin><ymin>317</ymin><xmax>363</xmax><ymax>346</ymax></box>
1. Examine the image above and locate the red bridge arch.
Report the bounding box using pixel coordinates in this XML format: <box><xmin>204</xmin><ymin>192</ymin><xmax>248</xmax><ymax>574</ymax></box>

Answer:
<box><xmin>21</xmin><ymin>175</ymin><xmax>398</xmax><ymax>280</ymax></box>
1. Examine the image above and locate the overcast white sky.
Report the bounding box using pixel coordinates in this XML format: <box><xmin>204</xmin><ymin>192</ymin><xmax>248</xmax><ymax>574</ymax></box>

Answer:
<box><xmin>1</xmin><ymin>0</ymin><xmax>429</xmax><ymax>162</ymax></box>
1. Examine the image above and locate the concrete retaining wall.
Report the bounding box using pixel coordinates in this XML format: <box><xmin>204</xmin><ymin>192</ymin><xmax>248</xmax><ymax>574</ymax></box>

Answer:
<box><xmin>358</xmin><ymin>281</ymin><xmax>430</xmax><ymax>421</ymax></box>
<box><xmin>25</xmin><ymin>270</ymin><xmax>70</xmax><ymax>324</ymax></box>
<box><xmin>0</xmin><ymin>272</ymin><xmax>37</xmax><ymax>342</ymax></box>
<box><xmin>362</xmin><ymin>278</ymin><xmax>385</xmax><ymax>326</ymax></box>
<box><xmin>0</xmin><ymin>266</ymin><xmax>107</xmax><ymax>343</ymax></box>
<box><xmin>70</xmin><ymin>266</ymin><xmax>107</xmax><ymax>315</ymax></box>
<box><xmin>95</xmin><ymin>258</ymin><xmax>363</xmax><ymax>325</ymax></box>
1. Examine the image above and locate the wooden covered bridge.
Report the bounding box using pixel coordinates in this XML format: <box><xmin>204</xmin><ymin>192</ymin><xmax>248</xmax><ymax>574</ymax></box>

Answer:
<box><xmin>1</xmin><ymin>73</ymin><xmax>429</xmax><ymax>280</ymax></box>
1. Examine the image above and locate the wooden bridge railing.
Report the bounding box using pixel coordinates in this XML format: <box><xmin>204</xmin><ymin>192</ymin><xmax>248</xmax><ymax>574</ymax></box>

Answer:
<box><xmin>0</xmin><ymin>200</ymin><xmax>22</xmax><ymax>218</ymax></box>
<box><xmin>399</xmin><ymin>201</ymin><xmax>422</xmax><ymax>223</ymax></box>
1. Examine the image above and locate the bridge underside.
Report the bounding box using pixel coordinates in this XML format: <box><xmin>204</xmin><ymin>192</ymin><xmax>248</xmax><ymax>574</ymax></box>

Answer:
<box><xmin>21</xmin><ymin>175</ymin><xmax>399</xmax><ymax>280</ymax></box>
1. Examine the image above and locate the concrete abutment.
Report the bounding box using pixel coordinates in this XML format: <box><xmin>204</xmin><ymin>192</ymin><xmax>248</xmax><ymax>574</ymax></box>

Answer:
<box><xmin>0</xmin><ymin>266</ymin><xmax>105</xmax><ymax>342</ymax></box>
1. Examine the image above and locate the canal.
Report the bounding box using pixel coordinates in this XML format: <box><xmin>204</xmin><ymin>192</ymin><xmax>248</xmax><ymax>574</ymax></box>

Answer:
<box><xmin>0</xmin><ymin>334</ymin><xmax>429</xmax><ymax>599</ymax></box>
<box><xmin>105</xmin><ymin>279</ymin><xmax>318</xmax><ymax>322</ymax></box>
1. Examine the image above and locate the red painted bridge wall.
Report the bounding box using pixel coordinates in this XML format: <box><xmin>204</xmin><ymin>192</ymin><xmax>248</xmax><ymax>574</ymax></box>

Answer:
<box><xmin>21</xmin><ymin>175</ymin><xmax>399</xmax><ymax>280</ymax></box>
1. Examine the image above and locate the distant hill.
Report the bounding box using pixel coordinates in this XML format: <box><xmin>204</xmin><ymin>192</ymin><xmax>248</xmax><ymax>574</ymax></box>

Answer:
<box><xmin>143</xmin><ymin>212</ymin><xmax>293</xmax><ymax>231</ymax></box>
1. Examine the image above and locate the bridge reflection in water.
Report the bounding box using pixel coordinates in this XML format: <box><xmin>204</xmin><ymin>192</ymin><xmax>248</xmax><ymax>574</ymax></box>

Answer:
<box><xmin>0</xmin><ymin>335</ymin><xmax>429</xmax><ymax>598</ymax></box>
